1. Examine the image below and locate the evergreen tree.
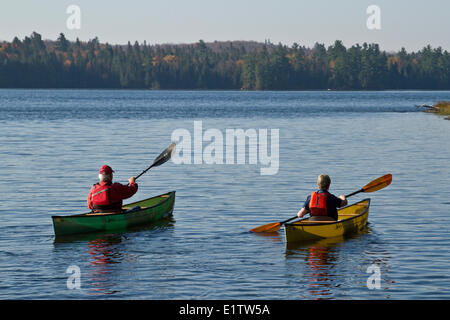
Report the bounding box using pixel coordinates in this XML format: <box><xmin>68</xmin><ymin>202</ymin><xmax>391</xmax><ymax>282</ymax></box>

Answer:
<box><xmin>0</xmin><ymin>32</ymin><xmax>449</xmax><ymax>90</ymax></box>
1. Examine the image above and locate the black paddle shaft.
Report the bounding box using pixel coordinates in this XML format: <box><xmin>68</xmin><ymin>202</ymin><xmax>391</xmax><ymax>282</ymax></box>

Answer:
<box><xmin>281</xmin><ymin>216</ymin><xmax>299</xmax><ymax>225</ymax></box>
<box><xmin>134</xmin><ymin>143</ymin><xmax>176</xmax><ymax>181</ymax></box>
<box><xmin>134</xmin><ymin>165</ymin><xmax>155</xmax><ymax>181</ymax></box>
<box><xmin>345</xmin><ymin>188</ymin><xmax>363</xmax><ymax>198</ymax></box>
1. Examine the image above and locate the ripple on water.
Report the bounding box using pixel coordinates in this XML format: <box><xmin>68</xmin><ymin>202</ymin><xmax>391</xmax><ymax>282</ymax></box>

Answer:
<box><xmin>1</xmin><ymin>90</ymin><xmax>450</xmax><ymax>299</ymax></box>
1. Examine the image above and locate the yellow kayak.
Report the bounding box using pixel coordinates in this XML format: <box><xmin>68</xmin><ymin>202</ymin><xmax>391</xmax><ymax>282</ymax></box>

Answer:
<box><xmin>284</xmin><ymin>199</ymin><xmax>370</xmax><ymax>243</ymax></box>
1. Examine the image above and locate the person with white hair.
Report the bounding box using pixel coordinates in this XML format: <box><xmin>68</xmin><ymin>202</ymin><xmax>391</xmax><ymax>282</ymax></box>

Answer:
<box><xmin>87</xmin><ymin>165</ymin><xmax>138</xmax><ymax>213</ymax></box>
<box><xmin>297</xmin><ymin>174</ymin><xmax>347</xmax><ymax>221</ymax></box>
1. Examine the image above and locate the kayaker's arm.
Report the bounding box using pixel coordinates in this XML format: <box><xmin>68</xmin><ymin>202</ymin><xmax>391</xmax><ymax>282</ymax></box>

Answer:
<box><xmin>297</xmin><ymin>207</ymin><xmax>309</xmax><ymax>218</ymax></box>
<box><xmin>119</xmin><ymin>178</ymin><xmax>138</xmax><ymax>200</ymax></box>
<box><xmin>87</xmin><ymin>186</ymin><xmax>95</xmax><ymax>209</ymax></box>
<box><xmin>298</xmin><ymin>195</ymin><xmax>312</xmax><ymax>218</ymax></box>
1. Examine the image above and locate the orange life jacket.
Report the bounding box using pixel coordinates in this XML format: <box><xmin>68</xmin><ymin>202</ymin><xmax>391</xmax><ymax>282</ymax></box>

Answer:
<box><xmin>309</xmin><ymin>191</ymin><xmax>329</xmax><ymax>216</ymax></box>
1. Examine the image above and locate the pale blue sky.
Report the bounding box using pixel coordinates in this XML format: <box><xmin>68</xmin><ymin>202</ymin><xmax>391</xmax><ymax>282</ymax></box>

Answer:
<box><xmin>1</xmin><ymin>0</ymin><xmax>449</xmax><ymax>51</ymax></box>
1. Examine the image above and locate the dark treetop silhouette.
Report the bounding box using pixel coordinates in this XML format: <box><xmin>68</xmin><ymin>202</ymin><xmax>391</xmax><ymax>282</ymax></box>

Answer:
<box><xmin>1</xmin><ymin>32</ymin><xmax>449</xmax><ymax>90</ymax></box>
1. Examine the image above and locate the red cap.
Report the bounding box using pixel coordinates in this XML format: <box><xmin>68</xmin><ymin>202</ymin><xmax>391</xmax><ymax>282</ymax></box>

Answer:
<box><xmin>99</xmin><ymin>165</ymin><xmax>114</xmax><ymax>174</ymax></box>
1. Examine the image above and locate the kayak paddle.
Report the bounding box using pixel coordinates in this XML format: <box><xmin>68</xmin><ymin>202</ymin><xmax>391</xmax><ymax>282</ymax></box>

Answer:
<box><xmin>249</xmin><ymin>173</ymin><xmax>392</xmax><ymax>233</ymax></box>
<box><xmin>134</xmin><ymin>143</ymin><xmax>176</xmax><ymax>181</ymax></box>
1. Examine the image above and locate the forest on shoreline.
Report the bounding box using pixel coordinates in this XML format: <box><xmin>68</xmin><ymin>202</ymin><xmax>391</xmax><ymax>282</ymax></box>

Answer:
<box><xmin>1</xmin><ymin>32</ymin><xmax>449</xmax><ymax>90</ymax></box>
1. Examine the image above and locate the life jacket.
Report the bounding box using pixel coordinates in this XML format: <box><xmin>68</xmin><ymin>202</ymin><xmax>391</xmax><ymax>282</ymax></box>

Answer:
<box><xmin>309</xmin><ymin>191</ymin><xmax>329</xmax><ymax>216</ymax></box>
<box><xmin>91</xmin><ymin>182</ymin><xmax>122</xmax><ymax>212</ymax></box>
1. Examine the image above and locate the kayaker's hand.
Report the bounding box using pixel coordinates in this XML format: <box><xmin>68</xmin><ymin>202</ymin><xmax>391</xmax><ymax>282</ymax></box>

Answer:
<box><xmin>297</xmin><ymin>207</ymin><xmax>307</xmax><ymax>218</ymax></box>
<box><xmin>128</xmin><ymin>177</ymin><xmax>136</xmax><ymax>185</ymax></box>
<box><xmin>339</xmin><ymin>195</ymin><xmax>348</xmax><ymax>207</ymax></box>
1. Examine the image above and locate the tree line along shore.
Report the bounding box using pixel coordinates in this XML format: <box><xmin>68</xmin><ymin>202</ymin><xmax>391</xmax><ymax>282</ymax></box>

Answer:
<box><xmin>1</xmin><ymin>32</ymin><xmax>450</xmax><ymax>90</ymax></box>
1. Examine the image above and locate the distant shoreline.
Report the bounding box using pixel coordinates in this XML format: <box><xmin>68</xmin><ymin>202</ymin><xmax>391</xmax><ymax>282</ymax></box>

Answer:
<box><xmin>1</xmin><ymin>32</ymin><xmax>450</xmax><ymax>90</ymax></box>
<box><xmin>1</xmin><ymin>88</ymin><xmax>450</xmax><ymax>92</ymax></box>
<box><xmin>2</xmin><ymin>87</ymin><xmax>450</xmax><ymax>92</ymax></box>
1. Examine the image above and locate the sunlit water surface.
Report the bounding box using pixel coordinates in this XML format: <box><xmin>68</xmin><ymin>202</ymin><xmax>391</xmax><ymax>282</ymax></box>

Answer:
<box><xmin>0</xmin><ymin>90</ymin><xmax>449</xmax><ymax>299</ymax></box>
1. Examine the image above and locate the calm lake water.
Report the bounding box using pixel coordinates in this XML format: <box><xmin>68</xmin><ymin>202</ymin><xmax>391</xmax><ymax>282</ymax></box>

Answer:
<box><xmin>1</xmin><ymin>89</ymin><xmax>450</xmax><ymax>299</ymax></box>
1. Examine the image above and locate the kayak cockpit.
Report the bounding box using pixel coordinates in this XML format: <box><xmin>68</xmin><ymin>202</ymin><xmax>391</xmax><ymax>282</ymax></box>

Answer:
<box><xmin>288</xmin><ymin>199</ymin><xmax>370</xmax><ymax>226</ymax></box>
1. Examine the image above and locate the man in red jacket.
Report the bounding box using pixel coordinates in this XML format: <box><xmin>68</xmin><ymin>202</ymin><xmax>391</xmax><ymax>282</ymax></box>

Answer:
<box><xmin>87</xmin><ymin>165</ymin><xmax>138</xmax><ymax>213</ymax></box>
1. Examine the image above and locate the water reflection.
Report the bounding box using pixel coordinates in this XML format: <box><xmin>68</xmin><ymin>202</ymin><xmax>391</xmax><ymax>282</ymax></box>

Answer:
<box><xmin>53</xmin><ymin>218</ymin><xmax>175</xmax><ymax>296</ymax></box>
<box><xmin>86</xmin><ymin>234</ymin><xmax>124</xmax><ymax>295</ymax></box>
<box><xmin>286</xmin><ymin>237</ymin><xmax>345</xmax><ymax>299</ymax></box>
<box><xmin>250</xmin><ymin>231</ymin><xmax>283</xmax><ymax>243</ymax></box>
<box><xmin>305</xmin><ymin>239</ymin><xmax>341</xmax><ymax>299</ymax></box>
<box><xmin>285</xmin><ymin>229</ymin><xmax>372</xmax><ymax>299</ymax></box>
<box><xmin>87</xmin><ymin>235</ymin><xmax>124</xmax><ymax>265</ymax></box>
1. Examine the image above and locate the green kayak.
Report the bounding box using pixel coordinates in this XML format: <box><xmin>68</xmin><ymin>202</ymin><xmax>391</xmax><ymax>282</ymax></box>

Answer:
<box><xmin>52</xmin><ymin>191</ymin><xmax>175</xmax><ymax>237</ymax></box>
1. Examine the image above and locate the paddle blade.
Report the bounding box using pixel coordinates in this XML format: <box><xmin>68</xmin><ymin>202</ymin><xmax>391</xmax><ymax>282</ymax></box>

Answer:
<box><xmin>250</xmin><ymin>222</ymin><xmax>282</xmax><ymax>233</ymax></box>
<box><xmin>362</xmin><ymin>174</ymin><xmax>392</xmax><ymax>193</ymax></box>
<box><xmin>151</xmin><ymin>143</ymin><xmax>176</xmax><ymax>168</ymax></box>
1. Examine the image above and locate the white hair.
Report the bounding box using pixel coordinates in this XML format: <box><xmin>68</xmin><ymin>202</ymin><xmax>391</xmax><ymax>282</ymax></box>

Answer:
<box><xmin>99</xmin><ymin>173</ymin><xmax>112</xmax><ymax>182</ymax></box>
